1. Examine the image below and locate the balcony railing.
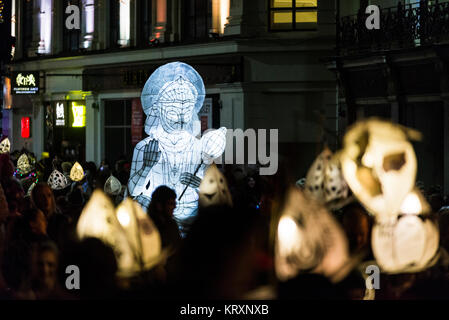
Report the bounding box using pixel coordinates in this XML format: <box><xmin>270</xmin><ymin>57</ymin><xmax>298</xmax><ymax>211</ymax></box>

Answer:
<box><xmin>339</xmin><ymin>1</ymin><xmax>449</xmax><ymax>56</ymax></box>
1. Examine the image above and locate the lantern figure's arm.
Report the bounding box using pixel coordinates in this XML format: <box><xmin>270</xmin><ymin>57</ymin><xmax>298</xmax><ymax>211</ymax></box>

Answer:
<box><xmin>128</xmin><ymin>139</ymin><xmax>161</xmax><ymax>197</ymax></box>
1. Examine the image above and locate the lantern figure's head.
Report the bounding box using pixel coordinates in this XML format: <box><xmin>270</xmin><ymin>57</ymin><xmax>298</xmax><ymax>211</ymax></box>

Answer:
<box><xmin>340</xmin><ymin>118</ymin><xmax>421</xmax><ymax>221</ymax></box>
<box><xmin>199</xmin><ymin>164</ymin><xmax>233</xmax><ymax>208</ymax></box>
<box><xmin>141</xmin><ymin>62</ymin><xmax>205</xmax><ymax>137</ymax></box>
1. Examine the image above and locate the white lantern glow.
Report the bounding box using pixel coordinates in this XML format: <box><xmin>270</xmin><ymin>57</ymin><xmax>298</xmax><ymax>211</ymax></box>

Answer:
<box><xmin>340</xmin><ymin>118</ymin><xmax>421</xmax><ymax>221</ymax></box>
<box><xmin>77</xmin><ymin>190</ymin><xmax>163</xmax><ymax>277</ymax></box>
<box><xmin>274</xmin><ymin>188</ymin><xmax>351</xmax><ymax>283</ymax></box>
<box><xmin>371</xmin><ymin>189</ymin><xmax>439</xmax><ymax>274</ymax></box>
<box><xmin>17</xmin><ymin>154</ymin><xmax>31</xmax><ymax>175</ymax></box>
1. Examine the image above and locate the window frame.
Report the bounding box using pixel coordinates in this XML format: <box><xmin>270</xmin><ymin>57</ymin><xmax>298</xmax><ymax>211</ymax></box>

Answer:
<box><xmin>62</xmin><ymin>0</ymin><xmax>82</xmax><ymax>53</ymax></box>
<box><xmin>268</xmin><ymin>0</ymin><xmax>318</xmax><ymax>32</ymax></box>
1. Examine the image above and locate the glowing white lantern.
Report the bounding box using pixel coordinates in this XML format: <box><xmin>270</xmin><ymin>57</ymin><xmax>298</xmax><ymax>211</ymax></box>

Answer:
<box><xmin>70</xmin><ymin>162</ymin><xmax>84</xmax><ymax>182</ymax></box>
<box><xmin>47</xmin><ymin>170</ymin><xmax>69</xmax><ymax>190</ymax></box>
<box><xmin>304</xmin><ymin>147</ymin><xmax>349</xmax><ymax>210</ymax></box>
<box><xmin>104</xmin><ymin>175</ymin><xmax>123</xmax><ymax>196</ymax></box>
<box><xmin>77</xmin><ymin>190</ymin><xmax>163</xmax><ymax>277</ymax></box>
<box><xmin>199</xmin><ymin>163</ymin><xmax>233</xmax><ymax>208</ymax></box>
<box><xmin>371</xmin><ymin>189</ymin><xmax>440</xmax><ymax>274</ymax></box>
<box><xmin>17</xmin><ymin>154</ymin><xmax>31</xmax><ymax>175</ymax></box>
<box><xmin>340</xmin><ymin>118</ymin><xmax>421</xmax><ymax>221</ymax></box>
<box><xmin>0</xmin><ymin>137</ymin><xmax>10</xmax><ymax>154</ymax></box>
<box><xmin>274</xmin><ymin>188</ymin><xmax>351</xmax><ymax>283</ymax></box>
<box><xmin>127</xmin><ymin>62</ymin><xmax>227</xmax><ymax>224</ymax></box>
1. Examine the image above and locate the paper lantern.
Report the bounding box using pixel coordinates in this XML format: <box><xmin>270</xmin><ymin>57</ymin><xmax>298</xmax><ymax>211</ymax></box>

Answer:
<box><xmin>70</xmin><ymin>162</ymin><xmax>84</xmax><ymax>182</ymax></box>
<box><xmin>47</xmin><ymin>170</ymin><xmax>70</xmax><ymax>190</ymax></box>
<box><xmin>27</xmin><ymin>181</ymin><xmax>36</xmax><ymax>197</ymax></box>
<box><xmin>274</xmin><ymin>188</ymin><xmax>350</xmax><ymax>283</ymax></box>
<box><xmin>304</xmin><ymin>147</ymin><xmax>349</xmax><ymax>210</ymax></box>
<box><xmin>0</xmin><ymin>137</ymin><xmax>10</xmax><ymax>154</ymax></box>
<box><xmin>77</xmin><ymin>190</ymin><xmax>162</xmax><ymax>277</ymax></box>
<box><xmin>340</xmin><ymin>118</ymin><xmax>421</xmax><ymax>221</ymax></box>
<box><xmin>128</xmin><ymin>62</ymin><xmax>227</xmax><ymax>223</ymax></box>
<box><xmin>199</xmin><ymin>163</ymin><xmax>233</xmax><ymax>208</ymax></box>
<box><xmin>104</xmin><ymin>175</ymin><xmax>122</xmax><ymax>196</ymax></box>
<box><xmin>17</xmin><ymin>153</ymin><xmax>31</xmax><ymax>175</ymax></box>
<box><xmin>371</xmin><ymin>189</ymin><xmax>440</xmax><ymax>274</ymax></box>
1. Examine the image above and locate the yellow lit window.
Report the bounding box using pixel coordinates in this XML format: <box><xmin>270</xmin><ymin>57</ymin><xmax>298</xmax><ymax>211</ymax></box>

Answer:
<box><xmin>270</xmin><ymin>0</ymin><xmax>317</xmax><ymax>31</ymax></box>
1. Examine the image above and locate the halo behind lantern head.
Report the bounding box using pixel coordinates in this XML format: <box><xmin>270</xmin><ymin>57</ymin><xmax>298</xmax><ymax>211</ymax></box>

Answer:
<box><xmin>340</xmin><ymin>118</ymin><xmax>420</xmax><ymax>221</ymax></box>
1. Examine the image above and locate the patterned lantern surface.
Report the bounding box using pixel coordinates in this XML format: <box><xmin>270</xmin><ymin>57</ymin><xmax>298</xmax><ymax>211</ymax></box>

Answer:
<box><xmin>70</xmin><ymin>162</ymin><xmax>84</xmax><ymax>182</ymax></box>
<box><xmin>127</xmin><ymin>62</ymin><xmax>227</xmax><ymax>228</ymax></box>
<box><xmin>199</xmin><ymin>163</ymin><xmax>233</xmax><ymax>208</ymax></box>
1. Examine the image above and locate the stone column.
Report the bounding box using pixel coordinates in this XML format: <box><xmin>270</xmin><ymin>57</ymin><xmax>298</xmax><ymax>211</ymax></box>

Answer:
<box><xmin>85</xmin><ymin>95</ymin><xmax>100</xmax><ymax>163</ymax></box>
<box><xmin>27</xmin><ymin>0</ymin><xmax>43</xmax><ymax>57</ymax></box>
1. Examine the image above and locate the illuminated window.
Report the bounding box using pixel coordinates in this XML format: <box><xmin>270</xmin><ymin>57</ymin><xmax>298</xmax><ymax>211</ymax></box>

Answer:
<box><xmin>270</xmin><ymin>0</ymin><xmax>317</xmax><ymax>31</ymax></box>
<box><xmin>182</xmin><ymin>0</ymin><xmax>212</xmax><ymax>42</ymax></box>
<box><xmin>71</xmin><ymin>102</ymin><xmax>86</xmax><ymax>127</ymax></box>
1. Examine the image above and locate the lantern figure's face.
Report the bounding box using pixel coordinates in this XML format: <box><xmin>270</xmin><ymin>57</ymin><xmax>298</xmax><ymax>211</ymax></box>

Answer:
<box><xmin>275</xmin><ymin>188</ymin><xmax>350</xmax><ymax>283</ymax></box>
<box><xmin>0</xmin><ymin>138</ymin><xmax>10</xmax><ymax>154</ymax></box>
<box><xmin>158</xmin><ymin>77</ymin><xmax>196</xmax><ymax>133</ymax></box>
<box><xmin>341</xmin><ymin>119</ymin><xmax>419</xmax><ymax>221</ymax></box>
<box><xmin>199</xmin><ymin>164</ymin><xmax>233</xmax><ymax>208</ymax></box>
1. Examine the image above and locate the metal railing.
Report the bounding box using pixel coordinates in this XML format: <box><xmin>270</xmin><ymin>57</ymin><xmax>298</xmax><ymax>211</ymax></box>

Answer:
<box><xmin>339</xmin><ymin>1</ymin><xmax>449</xmax><ymax>55</ymax></box>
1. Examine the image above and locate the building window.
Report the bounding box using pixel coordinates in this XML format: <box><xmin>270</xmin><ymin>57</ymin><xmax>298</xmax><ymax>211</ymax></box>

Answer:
<box><xmin>22</xmin><ymin>0</ymin><xmax>34</xmax><ymax>57</ymax></box>
<box><xmin>182</xmin><ymin>0</ymin><xmax>212</xmax><ymax>42</ymax></box>
<box><xmin>137</xmin><ymin>0</ymin><xmax>152</xmax><ymax>47</ymax></box>
<box><xmin>104</xmin><ymin>100</ymin><xmax>133</xmax><ymax>166</ymax></box>
<box><xmin>63</xmin><ymin>0</ymin><xmax>81</xmax><ymax>52</ymax></box>
<box><xmin>269</xmin><ymin>0</ymin><xmax>317</xmax><ymax>31</ymax></box>
<box><xmin>109</xmin><ymin>0</ymin><xmax>120</xmax><ymax>48</ymax></box>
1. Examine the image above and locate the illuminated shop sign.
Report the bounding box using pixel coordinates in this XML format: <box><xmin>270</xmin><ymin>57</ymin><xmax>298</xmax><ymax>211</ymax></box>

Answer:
<box><xmin>21</xmin><ymin>117</ymin><xmax>30</xmax><ymax>138</ymax></box>
<box><xmin>71</xmin><ymin>102</ymin><xmax>86</xmax><ymax>127</ymax></box>
<box><xmin>12</xmin><ymin>72</ymin><xmax>39</xmax><ymax>95</ymax></box>
<box><xmin>55</xmin><ymin>102</ymin><xmax>66</xmax><ymax>126</ymax></box>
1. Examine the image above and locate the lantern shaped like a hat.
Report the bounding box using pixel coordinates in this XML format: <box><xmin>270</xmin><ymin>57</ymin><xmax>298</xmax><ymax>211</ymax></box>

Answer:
<box><xmin>274</xmin><ymin>188</ymin><xmax>350</xmax><ymax>283</ymax></box>
<box><xmin>17</xmin><ymin>153</ymin><xmax>31</xmax><ymax>175</ymax></box>
<box><xmin>199</xmin><ymin>164</ymin><xmax>233</xmax><ymax>208</ymax></box>
<box><xmin>305</xmin><ymin>147</ymin><xmax>349</xmax><ymax>210</ymax></box>
<box><xmin>0</xmin><ymin>138</ymin><xmax>10</xmax><ymax>154</ymax></box>
<box><xmin>371</xmin><ymin>188</ymin><xmax>440</xmax><ymax>274</ymax></box>
<box><xmin>340</xmin><ymin>118</ymin><xmax>421</xmax><ymax>221</ymax></box>
<box><xmin>70</xmin><ymin>162</ymin><xmax>84</xmax><ymax>182</ymax></box>
<box><xmin>48</xmin><ymin>170</ymin><xmax>70</xmax><ymax>190</ymax></box>
<box><xmin>77</xmin><ymin>190</ymin><xmax>163</xmax><ymax>277</ymax></box>
<box><xmin>104</xmin><ymin>175</ymin><xmax>122</xmax><ymax>196</ymax></box>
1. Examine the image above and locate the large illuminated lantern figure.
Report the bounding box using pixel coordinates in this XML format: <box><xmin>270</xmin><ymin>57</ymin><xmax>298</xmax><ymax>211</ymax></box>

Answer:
<box><xmin>128</xmin><ymin>62</ymin><xmax>226</xmax><ymax>230</ymax></box>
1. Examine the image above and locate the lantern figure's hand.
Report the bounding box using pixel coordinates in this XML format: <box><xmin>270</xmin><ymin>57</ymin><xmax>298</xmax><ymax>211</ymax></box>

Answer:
<box><xmin>180</xmin><ymin>172</ymin><xmax>201</xmax><ymax>188</ymax></box>
<box><xmin>143</xmin><ymin>140</ymin><xmax>161</xmax><ymax>168</ymax></box>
